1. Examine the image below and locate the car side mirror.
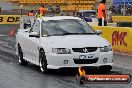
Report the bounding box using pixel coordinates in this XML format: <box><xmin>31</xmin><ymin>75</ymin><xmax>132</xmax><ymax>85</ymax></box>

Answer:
<box><xmin>95</xmin><ymin>30</ymin><xmax>102</xmax><ymax>35</ymax></box>
<box><xmin>24</xmin><ymin>23</ymin><xmax>31</xmax><ymax>29</ymax></box>
<box><xmin>29</xmin><ymin>32</ymin><xmax>40</xmax><ymax>38</ymax></box>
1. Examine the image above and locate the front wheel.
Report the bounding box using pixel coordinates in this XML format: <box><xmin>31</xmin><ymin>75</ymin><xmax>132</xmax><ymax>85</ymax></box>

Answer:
<box><xmin>39</xmin><ymin>50</ymin><xmax>47</xmax><ymax>74</ymax></box>
<box><xmin>18</xmin><ymin>46</ymin><xmax>28</xmax><ymax>65</ymax></box>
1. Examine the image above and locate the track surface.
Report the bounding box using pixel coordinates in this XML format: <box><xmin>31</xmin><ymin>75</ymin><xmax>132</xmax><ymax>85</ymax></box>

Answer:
<box><xmin>0</xmin><ymin>24</ymin><xmax>132</xmax><ymax>88</ymax></box>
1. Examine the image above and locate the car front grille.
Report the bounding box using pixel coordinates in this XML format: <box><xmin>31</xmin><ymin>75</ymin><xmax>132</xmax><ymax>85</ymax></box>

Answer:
<box><xmin>73</xmin><ymin>58</ymin><xmax>98</xmax><ymax>64</ymax></box>
<box><xmin>72</xmin><ymin>47</ymin><xmax>98</xmax><ymax>53</ymax></box>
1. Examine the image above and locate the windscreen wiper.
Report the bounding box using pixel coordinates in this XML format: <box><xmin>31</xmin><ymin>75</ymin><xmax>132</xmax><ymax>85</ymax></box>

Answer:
<box><xmin>62</xmin><ymin>33</ymin><xmax>81</xmax><ymax>35</ymax></box>
<box><xmin>63</xmin><ymin>33</ymin><xmax>95</xmax><ymax>35</ymax></box>
<box><xmin>79</xmin><ymin>33</ymin><xmax>96</xmax><ymax>34</ymax></box>
<box><xmin>49</xmin><ymin>33</ymin><xmax>95</xmax><ymax>36</ymax></box>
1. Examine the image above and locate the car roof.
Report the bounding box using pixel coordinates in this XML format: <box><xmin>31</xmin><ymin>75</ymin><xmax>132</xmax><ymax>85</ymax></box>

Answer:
<box><xmin>77</xmin><ymin>10</ymin><xmax>96</xmax><ymax>13</ymax></box>
<box><xmin>41</xmin><ymin>16</ymin><xmax>81</xmax><ymax>21</ymax></box>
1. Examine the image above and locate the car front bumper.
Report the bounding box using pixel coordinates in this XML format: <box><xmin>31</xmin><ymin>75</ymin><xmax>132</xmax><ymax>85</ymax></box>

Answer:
<box><xmin>46</xmin><ymin>51</ymin><xmax>113</xmax><ymax>69</ymax></box>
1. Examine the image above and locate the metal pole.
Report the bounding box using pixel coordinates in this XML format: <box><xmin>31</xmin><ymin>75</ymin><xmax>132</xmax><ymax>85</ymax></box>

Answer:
<box><xmin>66</xmin><ymin>0</ymin><xmax>68</xmax><ymax>15</ymax></box>
<box><xmin>20</xmin><ymin>4</ymin><xmax>23</xmax><ymax>17</ymax></box>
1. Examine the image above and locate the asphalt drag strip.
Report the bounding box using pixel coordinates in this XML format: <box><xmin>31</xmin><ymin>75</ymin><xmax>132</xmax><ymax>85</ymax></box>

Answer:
<box><xmin>0</xmin><ymin>35</ymin><xmax>131</xmax><ymax>88</ymax></box>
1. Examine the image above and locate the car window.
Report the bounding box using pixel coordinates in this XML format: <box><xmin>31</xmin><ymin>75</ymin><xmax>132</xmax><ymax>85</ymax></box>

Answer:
<box><xmin>83</xmin><ymin>12</ymin><xmax>96</xmax><ymax>17</ymax></box>
<box><xmin>31</xmin><ymin>20</ymin><xmax>40</xmax><ymax>33</ymax></box>
<box><xmin>41</xmin><ymin>19</ymin><xmax>95</xmax><ymax>36</ymax></box>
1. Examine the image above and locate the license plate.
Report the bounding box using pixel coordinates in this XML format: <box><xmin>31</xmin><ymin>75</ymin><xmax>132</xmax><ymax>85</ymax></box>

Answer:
<box><xmin>79</xmin><ymin>54</ymin><xmax>94</xmax><ymax>59</ymax></box>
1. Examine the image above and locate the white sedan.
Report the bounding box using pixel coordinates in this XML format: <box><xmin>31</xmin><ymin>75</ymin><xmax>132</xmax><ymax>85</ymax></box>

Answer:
<box><xmin>16</xmin><ymin>16</ymin><xmax>113</xmax><ymax>73</ymax></box>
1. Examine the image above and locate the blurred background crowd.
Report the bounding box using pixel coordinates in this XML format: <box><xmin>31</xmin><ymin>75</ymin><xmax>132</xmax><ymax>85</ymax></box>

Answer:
<box><xmin>0</xmin><ymin>0</ymin><xmax>132</xmax><ymax>16</ymax></box>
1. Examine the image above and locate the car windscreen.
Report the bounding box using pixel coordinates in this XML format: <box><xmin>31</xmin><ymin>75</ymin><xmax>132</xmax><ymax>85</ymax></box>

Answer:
<box><xmin>41</xmin><ymin>19</ymin><xmax>95</xmax><ymax>36</ymax></box>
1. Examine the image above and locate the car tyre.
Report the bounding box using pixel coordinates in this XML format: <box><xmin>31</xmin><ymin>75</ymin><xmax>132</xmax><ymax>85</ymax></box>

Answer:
<box><xmin>18</xmin><ymin>45</ymin><xmax>28</xmax><ymax>65</ymax></box>
<box><xmin>39</xmin><ymin>49</ymin><xmax>47</xmax><ymax>74</ymax></box>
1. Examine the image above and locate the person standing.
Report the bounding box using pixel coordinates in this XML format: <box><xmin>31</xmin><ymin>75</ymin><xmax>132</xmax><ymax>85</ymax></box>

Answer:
<box><xmin>39</xmin><ymin>5</ymin><xmax>45</xmax><ymax>16</ymax></box>
<box><xmin>107</xmin><ymin>7</ymin><xmax>112</xmax><ymax>23</ymax></box>
<box><xmin>28</xmin><ymin>10</ymin><xmax>34</xmax><ymax>16</ymax></box>
<box><xmin>20</xmin><ymin>4</ymin><xmax>23</xmax><ymax>17</ymax></box>
<box><xmin>55</xmin><ymin>4</ymin><xmax>61</xmax><ymax>13</ymax></box>
<box><xmin>97</xmin><ymin>0</ymin><xmax>107</xmax><ymax>26</ymax></box>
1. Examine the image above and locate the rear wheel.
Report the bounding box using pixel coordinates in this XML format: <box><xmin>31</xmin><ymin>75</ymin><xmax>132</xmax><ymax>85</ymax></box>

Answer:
<box><xmin>18</xmin><ymin>45</ymin><xmax>28</xmax><ymax>65</ymax></box>
<box><xmin>39</xmin><ymin>49</ymin><xmax>47</xmax><ymax>74</ymax></box>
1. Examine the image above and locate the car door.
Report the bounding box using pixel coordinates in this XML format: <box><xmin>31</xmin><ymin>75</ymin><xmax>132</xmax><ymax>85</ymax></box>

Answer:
<box><xmin>19</xmin><ymin>30</ymin><xmax>30</xmax><ymax>59</ymax></box>
<box><xmin>26</xmin><ymin>20</ymin><xmax>41</xmax><ymax>63</ymax></box>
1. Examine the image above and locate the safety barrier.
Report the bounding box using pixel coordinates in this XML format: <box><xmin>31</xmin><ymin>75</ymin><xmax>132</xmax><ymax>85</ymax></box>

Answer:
<box><xmin>0</xmin><ymin>15</ymin><xmax>20</xmax><ymax>24</ymax></box>
<box><xmin>112</xmin><ymin>16</ymin><xmax>132</xmax><ymax>22</ymax></box>
<box><xmin>92</xmin><ymin>26</ymin><xmax>132</xmax><ymax>55</ymax></box>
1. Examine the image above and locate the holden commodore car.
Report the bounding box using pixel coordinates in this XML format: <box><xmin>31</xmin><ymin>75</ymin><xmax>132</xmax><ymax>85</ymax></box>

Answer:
<box><xmin>16</xmin><ymin>16</ymin><xmax>113</xmax><ymax>73</ymax></box>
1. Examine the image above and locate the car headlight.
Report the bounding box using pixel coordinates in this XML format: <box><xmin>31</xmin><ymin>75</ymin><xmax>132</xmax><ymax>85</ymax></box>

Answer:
<box><xmin>100</xmin><ymin>45</ymin><xmax>112</xmax><ymax>52</ymax></box>
<box><xmin>52</xmin><ymin>48</ymin><xmax>71</xmax><ymax>54</ymax></box>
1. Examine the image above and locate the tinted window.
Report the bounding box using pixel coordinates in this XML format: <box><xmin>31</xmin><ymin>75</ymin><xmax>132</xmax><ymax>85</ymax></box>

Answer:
<box><xmin>41</xmin><ymin>19</ymin><xmax>95</xmax><ymax>36</ymax></box>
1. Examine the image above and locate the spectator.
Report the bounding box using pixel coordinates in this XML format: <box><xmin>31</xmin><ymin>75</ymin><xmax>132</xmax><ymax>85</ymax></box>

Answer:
<box><xmin>28</xmin><ymin>10</ymin><xmax>34</xmax><ymax>16</ymax></box>
<box><xmin>20</xmin><ymin>4</ymin><xmax>23</xmax><ymax>16</ymax></box>
<box><xmin>48</xmin><ymin>5</ymin><xmax>53</xmax><ymax>12</ymax></box>
<box><xmin>121</xmin><ymin>7</ymin><xmax>123</xmax><ymax>14</ymax></box>
<box><xmin>97</xmin><ymin>0</ymin><xmax>107</xmax><ymax>26</ymax></box>
<box><xmin>39</xmin><ymin>5</ymin><xmax>45</xmax><ymax>16</ymax></box>
<box><xmin>108</xmin><ymin>7</ymin><xmax>112</xmax><ymax>23</ymax></box>
<box><xmin>55</xmin><ymin>4</ymin><xmax>61</xmax><ymax>13</ymax></box>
